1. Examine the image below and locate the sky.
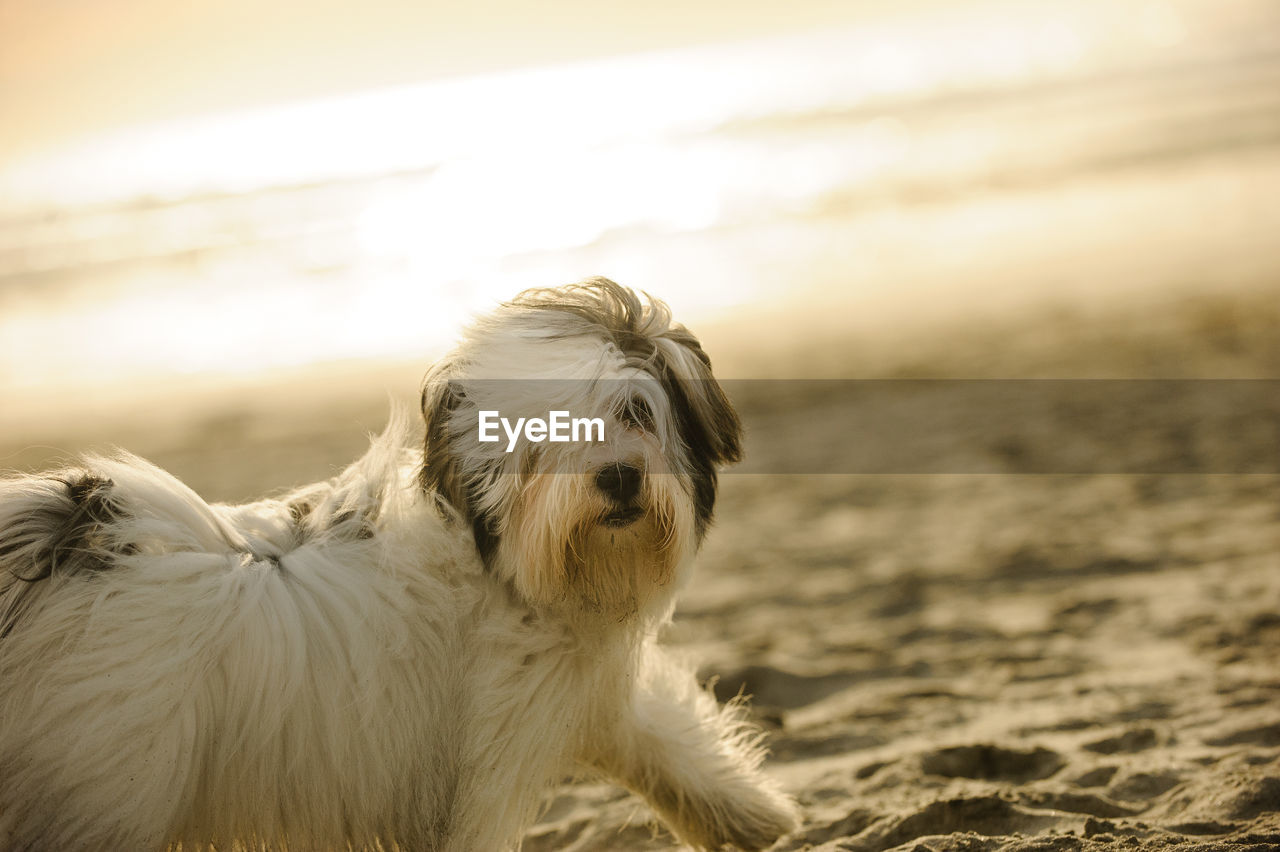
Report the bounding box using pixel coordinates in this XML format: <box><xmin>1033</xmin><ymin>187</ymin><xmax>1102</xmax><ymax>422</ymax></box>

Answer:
<box><xmin>2</xmin><ymin>0</ymin><xmax>1275</xmax><ymax>395</ymax></box>
<box><xmin>0</xmin><ymin>0</ymin><xmax>898</xmax><ymax>166</ymax></box>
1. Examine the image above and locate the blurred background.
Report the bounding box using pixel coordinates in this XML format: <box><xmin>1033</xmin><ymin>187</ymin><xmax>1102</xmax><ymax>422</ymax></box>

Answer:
<box><xmin>4</xmin><ymin>0</ymin><xmax>1280</xmax><ymax>498</ymax></box>
<box><xmin>4</xmin><ymin>3</ymin><xmax>1280</xmax><ymax>847</ymax></box>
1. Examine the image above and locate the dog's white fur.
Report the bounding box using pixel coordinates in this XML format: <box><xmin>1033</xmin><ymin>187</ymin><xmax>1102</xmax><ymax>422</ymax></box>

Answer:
<box><xmin>0</xmin><ymin>280</ymin><xmax>798</xmax><ymax>851</ymax></box>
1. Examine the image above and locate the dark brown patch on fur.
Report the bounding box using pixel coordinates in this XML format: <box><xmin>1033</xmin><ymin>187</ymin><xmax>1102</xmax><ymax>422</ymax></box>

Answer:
<box><xmin>659</xmin><ymin>346</ymin><xmax>743</xmax><ymax>539</ymax></box>
<box><xmin>510</xmin><ymin>277</ymin><xmax>659</xmax><ymax>361</ymax></box>
<box><xmin>33</xmin><ymin>470</ymin><xmax>122</xmax><ymax>578</ymax></box>
<box><xmin>420</xmin><ymin>377</ymin><xmax>465</xmax><ymax>508</ymax></box>
<box><xmin>420</xmin><ymin>377</ymin><xmax>501</xmax><ymax>564</ymax></box>
<box><xmin>618</xmin><ymin>395</ymin><xmax>656</xmax><ymax>433</ymax></box>
<box><xmin>0</xmin><ymin>472</ymin><xmax>131</xmax><ymax>638</ymax></box>
<box><xmin>286</xmin><ymin>472</ymin><xmax>386</xmax><ymax>545</ymax></box>
<box><xmin>329</xmin><ymin>509</ymin><xmax>376</xmax><ymax>540</ymax></box>
<box><xmin>287</xmin><ymin>498</ymin><xmax>313</xmax><ymax>525</ymax></box>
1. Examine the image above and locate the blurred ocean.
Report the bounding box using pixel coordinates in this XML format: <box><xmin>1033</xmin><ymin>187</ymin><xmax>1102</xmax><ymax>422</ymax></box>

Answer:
<box><xmin>2</xmin><ymin>0</ymin><xmax>1279</xmax><ymax>390</ymax></box>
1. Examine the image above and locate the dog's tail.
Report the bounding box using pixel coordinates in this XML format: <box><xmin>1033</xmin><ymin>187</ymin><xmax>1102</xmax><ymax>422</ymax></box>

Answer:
<box><xmin>0</xmin><ymin>454</ymin><xmax>249</xmax><ymax>639</ymax></box>
<box><xmin>0</xmin><ymin>470</ymin><xmax>124</xmax><ymax>579</ymax></box>
<box><xmin>0</xmin><ymin>467</ymin><xmax>124</xmax><ymax>638</ymax></box>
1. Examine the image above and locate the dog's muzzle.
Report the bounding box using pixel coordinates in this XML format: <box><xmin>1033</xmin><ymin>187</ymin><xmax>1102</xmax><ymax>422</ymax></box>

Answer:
<box><xmin>596</xmin><ymin>463</ymin><xmax>644</xmax><ymax>527</ymax></box>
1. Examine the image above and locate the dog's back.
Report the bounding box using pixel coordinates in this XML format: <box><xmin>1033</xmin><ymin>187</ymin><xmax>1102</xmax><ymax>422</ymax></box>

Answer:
<box><xmin>0</xmin><ymin>424</ymin><xmax>472</xmax><ymax>850</ymax></box>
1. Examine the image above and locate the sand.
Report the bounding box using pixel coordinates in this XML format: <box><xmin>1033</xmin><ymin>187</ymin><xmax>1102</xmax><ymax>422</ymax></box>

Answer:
<box><xmin>1</xmin><ymin>290</ymin><xmax>1278</xmax><ymax>852</ymax></box>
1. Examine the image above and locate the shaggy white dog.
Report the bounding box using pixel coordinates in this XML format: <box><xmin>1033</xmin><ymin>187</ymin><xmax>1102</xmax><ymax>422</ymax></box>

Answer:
<box><xmin>0</xmin><ymin>279</ymin><xmax>798</xmax><ymax>851</ymax></box>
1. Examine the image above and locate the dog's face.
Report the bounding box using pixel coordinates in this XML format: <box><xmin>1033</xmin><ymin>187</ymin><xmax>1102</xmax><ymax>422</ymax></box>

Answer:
<box><xmin>420</xmin><ymin>279</ymin><xmax>741</xmax><ymax>619</ymax></box>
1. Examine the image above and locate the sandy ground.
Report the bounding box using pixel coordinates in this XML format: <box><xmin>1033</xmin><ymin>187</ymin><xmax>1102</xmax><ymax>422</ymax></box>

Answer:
<box><xmin>1</xmin><ymin>289</ymin><xmax>1278</xmax><ymax>851</ymax></box>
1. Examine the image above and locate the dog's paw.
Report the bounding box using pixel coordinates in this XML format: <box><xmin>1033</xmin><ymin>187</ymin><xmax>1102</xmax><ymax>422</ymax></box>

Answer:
<box><xmin>722</xmin><ymin>787</ymin><xmax>801</xmax><ymax>851</ymax></box>
<box><xmin>674</xmin><ymin>783</ymin><xmax>800</xmax><ymax>851</ymax></box>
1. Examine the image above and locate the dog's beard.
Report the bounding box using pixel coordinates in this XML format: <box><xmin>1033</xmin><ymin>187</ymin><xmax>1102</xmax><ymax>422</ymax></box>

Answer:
<box><xmin>499</xmin><ymin>471</ymin><xmax>691</xmax><ymax>618</ymax></box>
<box><xmin>566</xmin><ymin>516</ymin><xmax>673</xmax><ymax>617</ymax></box>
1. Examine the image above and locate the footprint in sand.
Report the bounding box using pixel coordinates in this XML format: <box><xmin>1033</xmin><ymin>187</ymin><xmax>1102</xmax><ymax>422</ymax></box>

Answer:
<box><xmin>1110</xmin><ymin>770</ymin><xmax>1184</xmax><ymax>801</ymax></box>
<box><xmin>918</xmin><ymin>744</ymin><xmax>1065</xmax><ymax>783</ymax></box>
<box><xmin>1070</xmin><ymin>765</ymin><xmax>1119</xmax><ymax>787</ymax></box>
<box><xmin>1082</xmin><ymin>726</ymin><xmax>1160</xmax><ymax>754</ymax></box>
<box><xmin>1206</xmin><ymin>721</ymin><xmax>1280</xmax><ymax>748</ymax></box>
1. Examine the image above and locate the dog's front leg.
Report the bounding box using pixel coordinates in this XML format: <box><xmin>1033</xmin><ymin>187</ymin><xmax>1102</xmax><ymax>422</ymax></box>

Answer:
<box><xmin>583</xmin><ymin>650</ymin><xmax>799</xmax><ymax>851</ymax></box>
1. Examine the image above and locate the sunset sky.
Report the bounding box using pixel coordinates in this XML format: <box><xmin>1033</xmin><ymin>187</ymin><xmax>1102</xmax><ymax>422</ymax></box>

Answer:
<box><xmin>2</xmin><ymin>0</ymin><xmax>1274</xmax><ymax>395</ymax></box>
<box><xmin>1</xmin><ymin>0</ymin><xmax>893</xmax><ymax>165</ymax></box>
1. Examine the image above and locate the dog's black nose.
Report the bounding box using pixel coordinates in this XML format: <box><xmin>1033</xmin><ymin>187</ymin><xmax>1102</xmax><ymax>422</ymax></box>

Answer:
<box><xmin>595</xmin><ymin>463</ymin><xmax>642</xmax><ymax>504</ymax></box>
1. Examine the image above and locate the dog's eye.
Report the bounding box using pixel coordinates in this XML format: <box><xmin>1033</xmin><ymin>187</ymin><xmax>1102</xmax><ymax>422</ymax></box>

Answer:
<box><xmin>619</xmin><ymin>396</ymin><xmax>655</xmax><ymax>432</ymax></box>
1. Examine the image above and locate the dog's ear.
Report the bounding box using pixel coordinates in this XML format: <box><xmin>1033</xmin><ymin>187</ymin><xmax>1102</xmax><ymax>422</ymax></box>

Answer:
<box><xmin>419</xmin><ymin>375</ymin><xmax>468</xmax><ymax>515</ymax></box>
<box><xmin>658</xmin><ymin>327</ymin><xmax>743</xmax><ymax>467</ymax></box>
<box><xmin>420</xmin><ymin>375</ymin><xmax>502</xmax><ymax>565</ymax></box>
<box><xmin>653</xmin><ymin>327</ymin><xmax>742</xmax><ymax>541</ymax></box>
